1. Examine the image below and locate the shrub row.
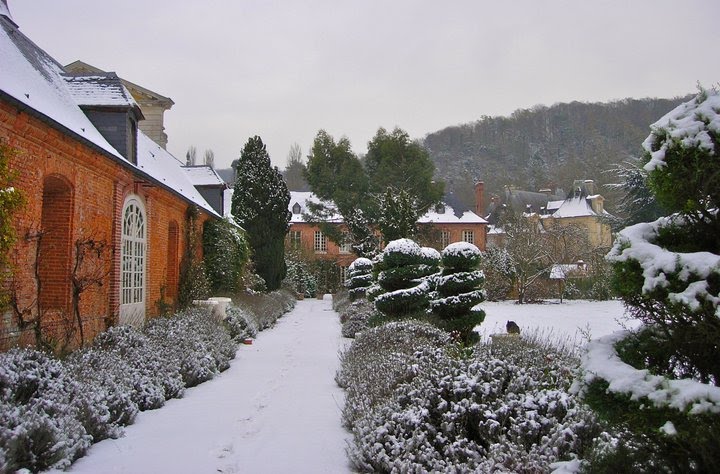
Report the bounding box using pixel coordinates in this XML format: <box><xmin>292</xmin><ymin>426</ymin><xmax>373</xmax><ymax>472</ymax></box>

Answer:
<box><xmin>338</xmin><ymin>321</ymin><xmax>610</xmax><ymax>472</ymax></box>
<box><xmin>0</xmin><ymin>290</ymin><xmax>295</xmax><ymax>473</ymax></box>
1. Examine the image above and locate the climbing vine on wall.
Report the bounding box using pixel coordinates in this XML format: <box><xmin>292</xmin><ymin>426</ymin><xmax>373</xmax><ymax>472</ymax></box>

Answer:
<box><xmin>0</xmin><ymin>140</ymin><xmax>25</xmax><ymax>309</ymax></box>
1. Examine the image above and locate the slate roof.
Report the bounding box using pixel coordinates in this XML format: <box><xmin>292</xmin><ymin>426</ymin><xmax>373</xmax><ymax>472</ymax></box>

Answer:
<box><xmin>63</xmin><ymin>73</ymin><xmax>143</xmax><ymax>118</ymax></box>
<box><xmin>182</xmin><ymin>165</ymin><xmax>228</xmax><ymax>187</ymax></box>
<box><xmin>0</xmin><ymin>13</ymin><xmax>218</xmax><ymax>217</ymax></box>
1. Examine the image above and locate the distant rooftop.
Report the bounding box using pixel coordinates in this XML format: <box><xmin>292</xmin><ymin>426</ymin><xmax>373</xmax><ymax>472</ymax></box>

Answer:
<box><xmin>182</xmin><ymin>165</ymin><xmax>228</xmax><ymax>187</ymax></box>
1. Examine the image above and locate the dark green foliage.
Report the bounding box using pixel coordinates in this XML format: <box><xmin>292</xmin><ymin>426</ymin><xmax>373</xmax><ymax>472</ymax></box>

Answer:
<box><xmin>202</xmin><ymin>217</ymin><xmax>249</xmax><ymax>294</ymax></box>
<box><xmin>376</xmin><ymin>188</ymin><xmax>419</xmax><ymax>242</ymax></box>
<box><xmin>582</xmin><ymin>379</ymin><xmax>720</xmax><ymax>473</ymax></box>
<box><xmin>0</xmin><ymin>141</ymin><xmax>25</xmax><ymax>309</ymax></box>
<box><xmin>232</xmin><ymin>136</ymin><xmax>291</xmax><ymax>290</ymax></box>
<box><xmin>429</xmin><ymin>243</ymin><xmax>486</xmax><ymax>343</ymax></box>
<box><xmin>178</xmin><ymin>207</ymin><xmax>211</xmax><ymax>309</ymax></box>
<box><xmin>373</xmin><ymin>239</ymin><xmax>435</xmax><ymax>319</ymax></box>
<box><xmin>606</xmin><ymin>158</ymin><xmax>666</xmax><ymax>227</ymax></box>
<box><xmin>284</xmin><ymin>251</ymin><xmax>317</xmax><ymax>297</ymax></box>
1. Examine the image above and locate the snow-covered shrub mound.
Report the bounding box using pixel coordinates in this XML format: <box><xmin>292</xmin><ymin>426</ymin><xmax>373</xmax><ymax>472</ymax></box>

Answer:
<box><xmin>339</xmin><ymin>299</ymin><xmax>378</xmax><ymax>338</ymax></box>
<box><xmin>336</xmin><ymin>320</ymin><xmax>450</xmax><ymax>428</ymax></box>
<box><xmin>234</xmin><ymin>288</ymin><xmax>296</xmax><ymax>330</ymax></box>
<box><xmin>224</xmin><ymin>305</ymin><xmax>259</xmax><ymax>341</ymax></box>
<box><xmin>0</xmin><ymin>348</ymin><xmax>93</xmax><ymax>472</ymax></box>
<box><xmin>429</xmin><ymin>242</ymin><xmax>486</xmax><ymax>343</ymax></box>
<box><xmin>346</xmin><ymin>257</ymin><xmax>374</xmax><ymax>301</ymax></box>
<box><xmin>144</xmin><ymin>308</ymin><xmax>236</xmax><ymax>388</ymax></box>
<box><xmin>374</xmin><ymin>238</ymin><xmax>438</xmax><ymax>318</ymax></box>
<box><xmin>345</xmin><ymin>334</ymin><xmax>604</xmax><ymax>473</ymax></box>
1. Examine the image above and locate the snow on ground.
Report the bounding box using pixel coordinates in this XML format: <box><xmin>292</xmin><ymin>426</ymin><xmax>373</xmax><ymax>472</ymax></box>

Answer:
<box><xmin>476</xmin><ymin>299</ymin><xmax>637</xmax><ymax>347</ymax></box>
<box><xmin>51</xmin><ymin>297</ymin><xmax>351</xmax><ymax>474</ymax></box>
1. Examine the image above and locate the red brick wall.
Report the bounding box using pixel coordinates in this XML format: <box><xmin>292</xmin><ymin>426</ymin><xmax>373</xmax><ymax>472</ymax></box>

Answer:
<box><xmin>0</xmin><ymin>100</ymin><xmax>211</xmax><ymax>350</ymax></box>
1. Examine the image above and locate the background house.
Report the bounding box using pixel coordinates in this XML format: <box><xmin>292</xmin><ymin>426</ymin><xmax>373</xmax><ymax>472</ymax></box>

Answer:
<box><xmin>287</xmin><ymin>186</ymin><xmax>488</xmax><ymax>281</ymax></box>
<box><xmin>0</xmin><ymin>8</ymin><xmax>219</xmax><ymax>350</ymax></box>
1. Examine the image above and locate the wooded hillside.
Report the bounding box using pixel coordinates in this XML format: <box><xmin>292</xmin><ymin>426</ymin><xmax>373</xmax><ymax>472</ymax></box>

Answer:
<box><xmin>424</xmin><ymin>96</ymin><xmax>690</xmax><ymax>211</ymax></box>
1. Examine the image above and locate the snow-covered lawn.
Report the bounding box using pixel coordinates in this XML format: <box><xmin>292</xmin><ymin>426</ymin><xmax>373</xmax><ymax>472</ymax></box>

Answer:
<box><xmin>51</xmin><ymin>297</ymin><xmax>351</xmax><ymax>474</ymax></box>
<box><xmin>476</xmin><ymin>299</ymin><xmax>636</xmax><ymax>346</ymax></box>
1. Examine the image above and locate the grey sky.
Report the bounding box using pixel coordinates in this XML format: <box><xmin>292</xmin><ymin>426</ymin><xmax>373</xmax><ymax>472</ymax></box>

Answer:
<box><xmin>8</xmin><ymin>0</ymin><xmax>720</xmax><ymax>170</ymax></box>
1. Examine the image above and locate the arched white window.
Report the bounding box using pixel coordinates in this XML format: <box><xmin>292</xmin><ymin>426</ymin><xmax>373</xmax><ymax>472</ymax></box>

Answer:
<box><xmin>120</xmin><ymin>196</ymin><xmax>146</xmax><ymax>326</ymax></box>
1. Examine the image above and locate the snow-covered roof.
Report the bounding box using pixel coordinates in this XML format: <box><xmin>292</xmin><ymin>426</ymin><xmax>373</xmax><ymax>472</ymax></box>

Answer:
<box><xmin>0</xmin><ymin>1</ymin><xmax>12</xmax><ymax>22</ymax></box>
<box><xmin>288</xmin><ymin>191</ymin><xmax>342</xmax><ymax>223</ymax></box>
<box><xmin>0</xmin><ymin>15</ymin><xmax>219</xmax><ymax>219</ymax></box>
<box><xmin>417</xmin><ymin>202</ymin><xmax>487</xmax><ymax>224</ymax></box>
<box><xmin>546</xmin><ymin>200</ymin><xmax>564</xmax><ymax>212</ymax></box>
<box><xmin>136</xmin><ymin>132</ymin><xmax>219</xmax><ymax>217</ymax></box>
<box><xmin>63</xmin><ymin>73</ymin><xmax>142</xmax><ymax>114</ymax></box>
<box><xmin>551</xmin><ymin>196</ymin><xmax>596</xmax><ymax>218</ymax></box>
<box><xmin>0</xmin><ymin>16</ymin><xmax>122</xmax><ymax>159</ymax></box>
<box><xmin>182</xmin><ymin>165</ymin><xmax>228</xmax><ymax>187</ymax></box>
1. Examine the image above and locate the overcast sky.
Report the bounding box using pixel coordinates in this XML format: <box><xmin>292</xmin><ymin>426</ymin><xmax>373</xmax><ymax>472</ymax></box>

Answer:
<box><xmin>9</xmin><ymin>0</ymin><xmax>720</xmax><ymax>170</ymax></box>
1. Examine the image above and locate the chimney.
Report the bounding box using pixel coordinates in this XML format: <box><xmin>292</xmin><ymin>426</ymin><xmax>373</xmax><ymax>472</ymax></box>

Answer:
<box><xmin>584</xmin><ymin>179</ymin><xmax>595</xmax><ymax>196</ymax></box>
<box><xmin>474</xmin><ymin>181</ymin><xmax>485</xmax><ymax>217</ymax></box>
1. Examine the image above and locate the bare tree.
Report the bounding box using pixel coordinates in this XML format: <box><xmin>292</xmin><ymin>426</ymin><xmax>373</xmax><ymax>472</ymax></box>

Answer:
<box><xmin>204</xmin><ymin>149</ymin><xmax>215</xmax><ymax>168</ymax></box>
<box><xmin>282</xmin><ymin>143</ymin><xmax>309</xmax><ymax>191</ymax></box>
<box><xmin>185</xmin><ymin>145</ymin><xmax>197</xmax><ymax>166</ymax></box>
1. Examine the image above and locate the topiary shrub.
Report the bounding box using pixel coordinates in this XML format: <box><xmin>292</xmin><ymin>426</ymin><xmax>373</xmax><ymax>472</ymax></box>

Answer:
<box><xmin>345</xmin><ymin>257</ymin><xmax>374</xmax><ymax>301</ymax></box>
<box><xmin>373</xmin><ymin>239</ymin><xmax>437</xmax><ymax>318</ymax></box>
<box><xmin>575</xmin><ymin>87</ymin><xmax>720</xmax><ymax>472</ymax></box>
<box><xmin>429</xmin><ymin>242</ymin><xmax>486</xmax><ymax>343</ymax></box>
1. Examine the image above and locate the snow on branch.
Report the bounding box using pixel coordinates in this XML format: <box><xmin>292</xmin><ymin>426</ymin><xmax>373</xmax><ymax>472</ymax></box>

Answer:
<box><xmin>575</xmin><ymin>329</ymin><xmax>720</xmax><ymax>414</ymax></box>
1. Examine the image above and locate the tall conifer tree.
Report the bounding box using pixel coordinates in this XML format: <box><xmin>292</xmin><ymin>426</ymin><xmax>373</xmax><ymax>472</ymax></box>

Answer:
<box><xmin>231</xmin><ymin>136</ymin><xmax>291</xmax><ymax>290</ymax></box>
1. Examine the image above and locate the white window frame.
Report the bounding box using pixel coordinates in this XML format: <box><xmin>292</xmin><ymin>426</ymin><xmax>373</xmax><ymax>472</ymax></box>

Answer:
<box><xmin>314</xmin><ymin>230</ymin><xmax>327</xmax><ymax>253</ymax></box>
<box><xmin>462</xmin><ymin>230</ymin><xmax>475</xmax><ymax>244</ymax></box>
<box><xmin>120</xmin><ymin>196</ymin><xmax>146</xmax><ymax>327</ymax></box>
<box><xmin>440</xmin><ymin>230</ymin><xmax>451</xmax><ymax>249</ymax></box>
<box><xmin>339</xmin><ymin>232</ymin><xmax>352</xmax><ymax>254</ymax></box>
<box><xmin>289</xmin><ymin>230</ymin><xmax>301</xmax><ymax>248</ymax></box>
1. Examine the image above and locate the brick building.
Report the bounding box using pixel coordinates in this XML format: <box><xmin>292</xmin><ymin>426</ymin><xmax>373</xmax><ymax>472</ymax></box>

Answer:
<box><xmin>287</xmin><ymin>186</ymin><xmax>488</xmax><ymax>280</ymax></box>
<box><xmin>0</xmin><ymin>7</ymin><xmax>220</xmax><ymax>349</ymax></box>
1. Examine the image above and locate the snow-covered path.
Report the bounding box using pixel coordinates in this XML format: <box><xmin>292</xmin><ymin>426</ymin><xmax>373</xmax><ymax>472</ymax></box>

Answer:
<box><xmin>57</xmin><ymin>297</ymin><xmax>352</xmax><ymax>474</ymax></box>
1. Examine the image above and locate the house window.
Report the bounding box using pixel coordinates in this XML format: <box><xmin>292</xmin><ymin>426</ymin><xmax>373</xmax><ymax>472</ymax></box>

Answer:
<box><xmin>120</xmin><ymin>196</ymin><xmax>146</xmax><ymax>327</ymax></box>
<box><xmin>462</xmin><ymin>230</ymin><xmax>475</xmax><ymax>244</ymax></box>
<box><xmin>39</xmin><ymin>175</ymin><xmax>73</xmax><ymax>314</ymax></box>
<box><xmin>314</xmin><ymin>230</ymin><xmax>327</xmax><ymax>253</ymax></box>
<box><xmin>339</xmin><ymin>266</ymin><xmax>349</xmax><ymax>282</ymax></box>
<box><xmin>440</xmin><ymin>230</ymin><xmax>451</xmax><ymax>249</ymax></box>
<box><xmin>289</xmin><ymin>230</ymin><xmax>302</xmax><ymax>248</ymax></box>
<box><xmin>435</xmin><ymin>203</ymin><xmax>446</xmax><ymax>214</ymax></box>
<box><xmin>292</xmin><ymin>202</ymin><xmax>302</xmax><ymax>214</ymax></box>
<box><xmin>339</xmin><ymin>232</ymin><xmax>352</xmax><ymax>254</ymax></box>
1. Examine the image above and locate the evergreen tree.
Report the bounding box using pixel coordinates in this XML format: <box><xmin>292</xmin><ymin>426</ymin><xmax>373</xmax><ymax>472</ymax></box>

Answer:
<box><xmin>365</xmin><ymin>127</ymin><xmax>444</xmax><ymax>215</ymax></box>
<box><xmin>376</xmin><ymin>188</ymin><xmax>418</xmax><ymax>242</ymax></box>
<box><xmin>231</xmin><ymin>136</ymin><xmax>291</xmax><ymax>290</ymax></box>
<box><xmin>578</xmin><ymin>89</ymin><xmax>720</xmax><ymax>470</ymax></box>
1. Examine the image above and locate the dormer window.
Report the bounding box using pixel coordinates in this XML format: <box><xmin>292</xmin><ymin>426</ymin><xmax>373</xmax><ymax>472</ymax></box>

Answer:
<box><xmin>292</xmin><ymin>202</ymin><xmax>302</xmax><ymax>214</ymax></box>
<box><xmin>435</xmin><ymin>203</ymin><xmax>446</xmax><ymax>214</ymax></box>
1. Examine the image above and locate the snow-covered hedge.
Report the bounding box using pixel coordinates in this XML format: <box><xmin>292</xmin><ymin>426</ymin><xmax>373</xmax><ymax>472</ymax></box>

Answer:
<box><xmin>232</xmin><ymin>288</ymin><xmax>296</xmax><ymax>330</ymax></box>
<box><xmin>338</xmin><ymin>298</ymin><xmax>378</xmax><ymax>339</ymax></box>
<box><xmin>0</xmin><ymin>291</ymin><xmax>295</xmax><ymax>472</ymax></box>
<box><xmin>339</xmin><ymin>323</ymin><xmax>605</xmax><ymax>472</ymax></box>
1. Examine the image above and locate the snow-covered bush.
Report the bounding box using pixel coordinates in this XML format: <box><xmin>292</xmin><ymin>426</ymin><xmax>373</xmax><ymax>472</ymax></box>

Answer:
<box><xmin>373</xmin><ymin>239</ymin><xmax>437</xmax><ymax>318</ymax></box>
<box><xmin>575</xmin><ymin>88</ymin><xmax>720</xmax><ymax>472</ymax></box>
<box><xmin>336</xmin><ymin>320</ymin><xmax>450</xmax><ymax>428</ymax></box>
<box><xmin>429</xmin><ymin>242</ymin><xmax>486</xmax><ymax>343</ymax></box>
<box><xmin>343</xmin><ymin>331</ymin><xmax>605</xmax><ymax>472</ymax></box>
<box><xmin>224</xmin><ymin>305</ymin><xmax>259</xmax><ymax>342</ymax></box>
<box><xmin>233</xmin><ymin>288</ymin><xmax>296</xmax><ymax>330</ymax></box>
<box><xmin>284</xmin><ymin>251</ymin><xmax>317</xmax><ymax>298</ymax></box>
<box><xmin>0</xmin><ymin>348</ymin><xmax>93</xmax><ymax>472</ymax></box>
<box><xmin>345</xmin><ymin>257</ymin><xmax>373</xmax><ymax>301</ymax></box>
<box><xmin>339</xmin><ymin>298</ymin><xmax>377</xmax><ymax>338</ymax></box>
